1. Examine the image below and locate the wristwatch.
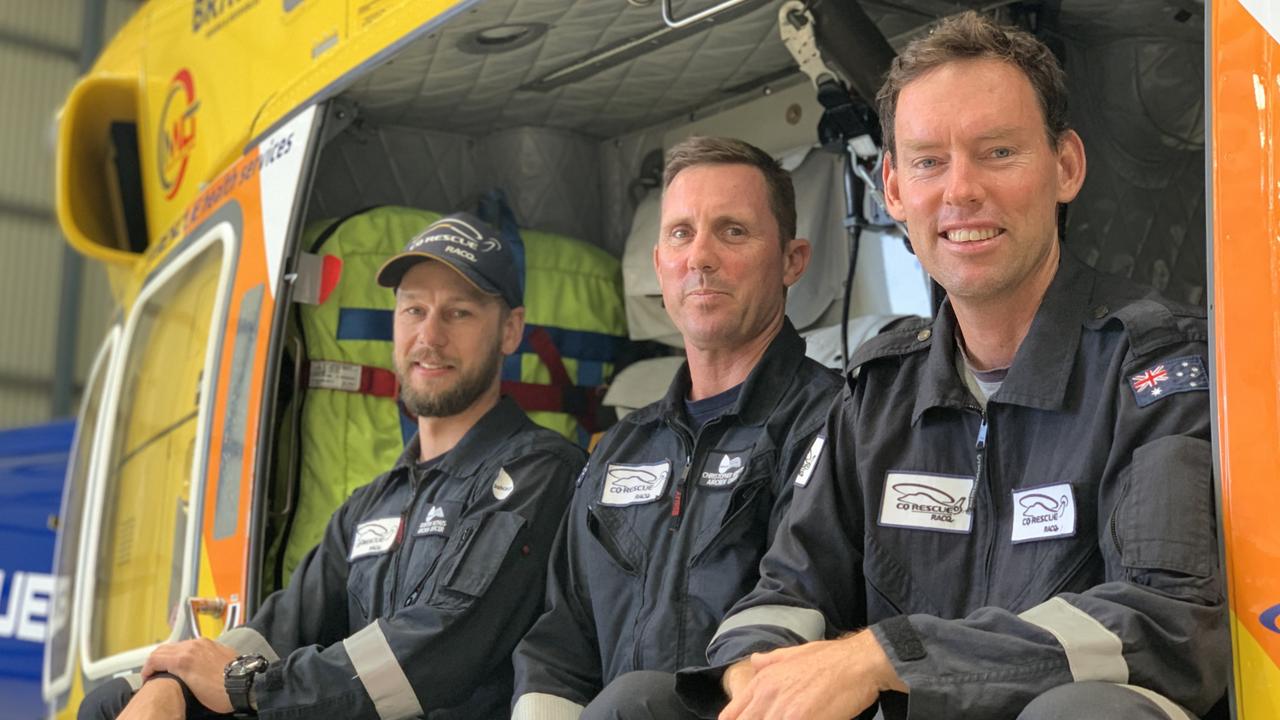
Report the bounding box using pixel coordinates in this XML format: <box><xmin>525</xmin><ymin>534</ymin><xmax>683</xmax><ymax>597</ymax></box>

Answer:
<box><xmin>224</xmin><ymin>653</ymin><xmax>269</xmax><ymax>718</ymax></box>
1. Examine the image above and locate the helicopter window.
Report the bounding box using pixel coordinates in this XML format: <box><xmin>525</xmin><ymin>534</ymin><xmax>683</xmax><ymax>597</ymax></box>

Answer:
<box><xmin>44</xmin><ymin>328</ymin><xmax>118</xmax><ymax>697</ymax></box>
<box><xmin>85</xmin><ymin>234</ymin><xmax>228</xmax><ymax>665</ymax></box>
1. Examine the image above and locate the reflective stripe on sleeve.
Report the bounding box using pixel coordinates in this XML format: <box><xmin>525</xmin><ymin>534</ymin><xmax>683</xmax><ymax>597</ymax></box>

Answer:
<box><xmin>342</xmin><ymin>621</ymin><xmax>425</xmax><ymax>720</ymax></box>
<box><xmin>1018</xmin><ymin>597</ymin><xmax>1128</xmax><ymax>683</ymax></box>
<box><xmin>711</xmin><ymin>604</ymin><xmax>826</xmax><ymax>645</ymax></box>
<box><xmin>1117</xmin><ymin>684</ymin><xmax>1194</xmax><ymax>720</ymax></box>
<box><xmin>124</xmin><ymin>672</ymin><xmax>143</xmax><ymax>691</ymax></box>
<box><xmin>511</xmin><ymin>692</ymin><xmax>586</xmax><ymax>720</ymax></box>
<box><xmin>218</xmin><ymin>626</ymin><xmax>281</xmax><ymax>662</ymax></box>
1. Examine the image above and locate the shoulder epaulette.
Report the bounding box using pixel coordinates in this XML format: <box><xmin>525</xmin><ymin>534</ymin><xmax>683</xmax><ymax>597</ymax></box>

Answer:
<box><xmin>1088</xmin><ymin>293</ymin><xmax>1207</xmax><ymax>362</ymax></box>
<box><xmin>847</xmin><ymin>315</ymin><xmax>933</xmax><ymax>371</ymax></box>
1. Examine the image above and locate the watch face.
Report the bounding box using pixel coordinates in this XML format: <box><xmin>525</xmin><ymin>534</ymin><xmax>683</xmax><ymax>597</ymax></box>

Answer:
<box><xmin>227</xmin><ymin>654</ymin><xmax>269</xmax><ymax>678</ymax></box>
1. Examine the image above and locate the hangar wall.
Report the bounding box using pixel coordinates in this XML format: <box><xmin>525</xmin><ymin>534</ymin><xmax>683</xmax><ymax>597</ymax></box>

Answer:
<box><xmin>0</xmin><ymin>1</ymin><xmax>138</xmax><ymax>428</ymax></box>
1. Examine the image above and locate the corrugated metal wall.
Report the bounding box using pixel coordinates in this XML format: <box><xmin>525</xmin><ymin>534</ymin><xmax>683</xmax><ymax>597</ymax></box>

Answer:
<box><xmin>0</xmin><ymin>1</ymin><xmax>138</xmax><ymax>428</ymax></box>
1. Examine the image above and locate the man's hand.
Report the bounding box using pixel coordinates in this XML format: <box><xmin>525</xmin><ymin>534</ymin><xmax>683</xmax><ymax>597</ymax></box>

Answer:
<box><xmin>719</xmin><ymin>631</ymin><xmax>906</xmax><ymax>720</ymax></box>
<box><xmin>142</xmin><ymin>638</ymin><xmax>239</xmax><ymax>714</ymax></box>
<box><xmin>117</xmin><ymin>677</ymin><xmax>187</xmax><ymax>720</ymax></box>
<box><xmin>722</xmin><ymin>657</ymin><xmax>757</xmax><ymax>703</ymax></box>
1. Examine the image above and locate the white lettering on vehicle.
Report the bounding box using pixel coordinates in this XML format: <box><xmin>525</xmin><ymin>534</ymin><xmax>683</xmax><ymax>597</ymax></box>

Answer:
<box><xmin>0</xmin><ymin>570</ymin><xmax>54</xmax><ymax>643</ymax></box>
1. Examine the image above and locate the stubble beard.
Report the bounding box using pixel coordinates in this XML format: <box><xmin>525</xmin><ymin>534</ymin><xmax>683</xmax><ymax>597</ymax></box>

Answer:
<box><xmin>397</xmin><ymin>339</ymin><xmax>503</xmax><ymax>418</ymax></box>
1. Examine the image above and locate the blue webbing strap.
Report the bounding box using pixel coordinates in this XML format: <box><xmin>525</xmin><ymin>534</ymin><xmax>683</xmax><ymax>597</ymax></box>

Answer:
<box><xmin>476</xmin><ymin>189</ymin><xmax>527</xmax><ymax>301</ymax></box>
<box><xmin>336</xmin><ymin>308</ymin><xmax>394</xmax><ymax>341</ymax></box>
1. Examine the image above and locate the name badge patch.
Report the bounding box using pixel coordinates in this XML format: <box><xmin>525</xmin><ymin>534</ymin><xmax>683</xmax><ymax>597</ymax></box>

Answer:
<box><xmin>350</xmin><ymin>517</ymin><xmax>401</xmax><ymax>560</ymax></box>
<box><xmin>700</xmin><ymin>451</ymin><xmax>747</xmax><ymax>488</ymax></box>
<box><xmin>415</xmin><ymin>505</ymin><xmax>450</xmax><ymax>537</ymax></box>
<box><xmin>1011</xmin><ymin>483</ymin><xmax>1076</xmax><ymax>543</ymax></box>
<box><xmin>793</xmin><ymin>436</ymin><xmax>826</xmax><ymax>488</ymax></box>
<box><xmin>601</xmin><ymin>461</ymin><xmax>670</xmax><ymax>507</ymax></box>
<box><xmin>878</xmin><ymin>472</ymin><xmax>974</xmax><ymax>534</ymax></box>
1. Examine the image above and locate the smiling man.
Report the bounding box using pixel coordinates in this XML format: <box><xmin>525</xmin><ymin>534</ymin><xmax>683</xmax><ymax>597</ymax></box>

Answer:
<box><xmin>676</xmin><ymin>12</ymin><xmax>1228</xmax><ymax>720</ymax></box>
<box><xmin>83</xmin><ymin>213</ymin><xmax>584</xmax><ymax>720</ymax></box>
<box><xmin>510</xmin><ymin>137</ymin><xmax>841</xmax><ymax>719</ymax></box>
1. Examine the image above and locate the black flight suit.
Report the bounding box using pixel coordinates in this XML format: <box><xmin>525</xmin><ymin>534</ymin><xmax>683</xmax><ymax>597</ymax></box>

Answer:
<box><xmin>679</xmin><ymin>253</ymin><xmax>1229</xmax><ymax>719</ymax></box>
<box><xmin>512</xmin><ymin>319</ymin><xmax>841</xmax><ymax>718</ymax></box>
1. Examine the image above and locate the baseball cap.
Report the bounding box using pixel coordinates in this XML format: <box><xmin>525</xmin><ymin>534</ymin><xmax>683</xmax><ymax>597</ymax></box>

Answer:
<box><xmin>376</xmin><ymin>212</ymin><xmax>523</xmax><ymax>308</ymax></box>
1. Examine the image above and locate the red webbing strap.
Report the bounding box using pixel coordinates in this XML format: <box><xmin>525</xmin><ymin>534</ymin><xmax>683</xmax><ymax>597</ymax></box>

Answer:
<box><xmin>501</xmin><ymin>327</ymin><xmax>605</xmax><ymax>433</ymax></box>
<box><xmin>527</xmin><ymin>327</ymin><xmax>573</xmax><ymax>387</ymax></box>
<box><xmin>305</xmin><ymin>360</ymin><xmax>399</xmax><ymax>399</ymax></box>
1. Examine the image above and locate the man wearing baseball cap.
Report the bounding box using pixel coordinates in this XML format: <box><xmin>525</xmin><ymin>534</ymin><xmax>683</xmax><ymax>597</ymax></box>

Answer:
<box><xmin>82</xmin><ymin>213</ymin><xmax>585</xmax><ymax>720</ymax></box>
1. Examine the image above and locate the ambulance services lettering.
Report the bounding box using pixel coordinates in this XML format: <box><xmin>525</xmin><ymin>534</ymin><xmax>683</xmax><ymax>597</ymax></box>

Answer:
<box><xmin>183</xmin><ymin>133</ymin><xmax>294</xmax><ymax>228</ymax></box>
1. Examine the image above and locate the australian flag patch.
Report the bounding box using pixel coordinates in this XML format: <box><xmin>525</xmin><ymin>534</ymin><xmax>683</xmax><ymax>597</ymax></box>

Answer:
<box><xmin>1129</xmin><ymin>355</ymin><xmax>1207</xmax><ymax>407</ymax></box>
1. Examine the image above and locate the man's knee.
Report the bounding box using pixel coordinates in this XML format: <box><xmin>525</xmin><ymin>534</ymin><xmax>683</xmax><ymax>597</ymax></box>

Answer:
<box><xmin>1019</xmin><ymin>682</ymin><xmax>1195</xmax><ymax>720</ymax></box>
<box><xmin>581</xmin><ymin>671</ymin><xmax>698</xmax><ymax>720</ymax></box>
<box><xmin>78</xmin><ymin>676</ymin><xmax>138</xmax><ymax>720</ymax></box>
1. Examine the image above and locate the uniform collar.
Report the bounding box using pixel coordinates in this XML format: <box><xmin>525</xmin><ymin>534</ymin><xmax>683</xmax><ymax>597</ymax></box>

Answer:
<box><xmin>912</xmin><ymin>251</ymin><xmax>1093</xmax><ymax>424</ymax></box>
<box><xmin>396</xmin><ymin>395</ymin><xmax>530</xmax><ymax>477</ymax></box>
<box><xmin>659</xmin><ymin>317</ymin><xmax>809</xmax><ymax>429</ymax></box>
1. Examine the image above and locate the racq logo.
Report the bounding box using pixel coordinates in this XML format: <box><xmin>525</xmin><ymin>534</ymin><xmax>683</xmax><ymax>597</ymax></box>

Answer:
<box><xmin>892</xmin><ymin>482</ymin><xmax>967</xmax><ymax>520</ymax></box>
<box><xmin>157</xmin><ymin>68</ymin><xmax>200</xmax><ymax>200</ymax></box>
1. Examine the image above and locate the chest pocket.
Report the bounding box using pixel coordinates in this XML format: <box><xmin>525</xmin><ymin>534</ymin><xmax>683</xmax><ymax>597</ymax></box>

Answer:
<box><xmin>427</xmin><ymin>511</ymin><xmax>527</xmax><ymax>609</ymax></box>
<box><xmin>586</xmin><ymin>504</ymin><xmax>646</xmax><ymax>576</ymax></box>
<box><xmin>690</xmin><ymin>448</ymin><xmax>775</xmax><ymax>566</ymax></box>
<box><xmin>396</xmin><ymin>499</ymin><xmax>465</xmax><ymax>608</ymax></box>
<box><xmin>347</xmin><ymin>549</ymin><xmax>390</xmax><ymax>623</ymax></box>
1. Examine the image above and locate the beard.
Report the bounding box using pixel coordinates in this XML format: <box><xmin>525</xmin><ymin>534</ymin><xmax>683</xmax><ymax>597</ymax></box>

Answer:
<box><xmin>396</xmin><ymin>338</ymin><xmax>504</xmax><ymax>418</ymax></box>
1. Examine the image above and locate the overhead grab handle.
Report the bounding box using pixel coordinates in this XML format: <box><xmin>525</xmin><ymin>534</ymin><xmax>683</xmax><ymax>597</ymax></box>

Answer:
<box><xmin>661</xmin><ymin>0</ymin><xmax>751</xmax><ymax>29</ymax></box>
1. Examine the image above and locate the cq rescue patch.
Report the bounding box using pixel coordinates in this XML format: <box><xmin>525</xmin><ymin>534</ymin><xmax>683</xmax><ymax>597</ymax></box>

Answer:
<box><xmin>878</xmin><ymin>472</ymin><xmax>974</xmax><ymax>533</ymax></box>
<box><xmin>350</xmin><ymin>517</ymin><xmax>401</xmax><ymax>560</ymax></box>
<box><xmin>1010</xmin><ymin>483</ymin><xmax>1076</xmax><ymax>543</ymax></box>
<box><xmin>1129</xmin><ymin>355</ymin><xmax>1207</xmax><ymax>408</ymax></box>
<box><xmin>492</xmin><ymin>468</ymin><xmax>515</xmax><ymax>500</ymax></box>
<box><xmin>700</xmin><ymin>451</ymin><xmax>747</xmax><ymax>488</ymax></box>
<box><xmin>793</xmin><ymin>436</ymin><xmax>826</xmax><ymax>487</ymax></box>
<box><xmin>601</xmin><ymin>461</ymin><xmax>670</xmax><ymax>507</ymax></box>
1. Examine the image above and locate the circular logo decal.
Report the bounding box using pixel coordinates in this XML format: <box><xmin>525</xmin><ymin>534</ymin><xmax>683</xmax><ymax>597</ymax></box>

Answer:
<box><xmin>157</xmin><ymin>68</ymin><xmax>200</xmax><ymax>200</ymax></box>
<box><xmin>1260</xmin><ymin>603</ymin><xmax>1280</xmax><ymax>634</ymax></box>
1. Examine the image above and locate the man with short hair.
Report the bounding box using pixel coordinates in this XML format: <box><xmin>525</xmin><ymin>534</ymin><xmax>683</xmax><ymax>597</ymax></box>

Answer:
<box><xmin>676</xmin><ymin>12</ymin><xmax>1228</xmax><ymax>720</ymax></box>
<box><xmin>85</xmin><ymin>213</ymin><xmax>584</xmax><ymax>720</ymax></box>
<box><xmin>510</xmin><ymin>136</ymin><xmax>842</xmax><ymax>719</ymax></box>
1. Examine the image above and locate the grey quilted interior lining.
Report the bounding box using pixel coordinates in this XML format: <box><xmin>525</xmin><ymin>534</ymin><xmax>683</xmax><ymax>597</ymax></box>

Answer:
<box><xmin>343</xmin><ymin>0</ymin><xmax>1012</xmax><ymax>140</ymax></box>
<box><xmin>319</xmin><ymin>0</ymin><xmax>1207</xmax><ymax>307</ymax></box>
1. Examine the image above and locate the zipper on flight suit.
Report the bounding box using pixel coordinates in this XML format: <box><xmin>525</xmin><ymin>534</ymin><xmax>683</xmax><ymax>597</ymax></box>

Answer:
<box><xmin>973</xmin><ymin>413</ymin><xmax>989</xmax><ymax>489</ymax></box>
<box><xmin>669</xmin><ymin>456</ymin><xmax>692</xmax><ymax>529</ymax></box>
<box><xmin>668</xmin><ymin>421</ymin><xmax>697</xmax><ymax>531</ymax></box>
<box><xmin>973</xmin><ymin>411</ymin><xmax>1000</xmax><ymax>599</ymax></box>
<box><xmin>391</xmin><ymin>468</ymin><xmax>429</xmax><ymax>609</ymax></box>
